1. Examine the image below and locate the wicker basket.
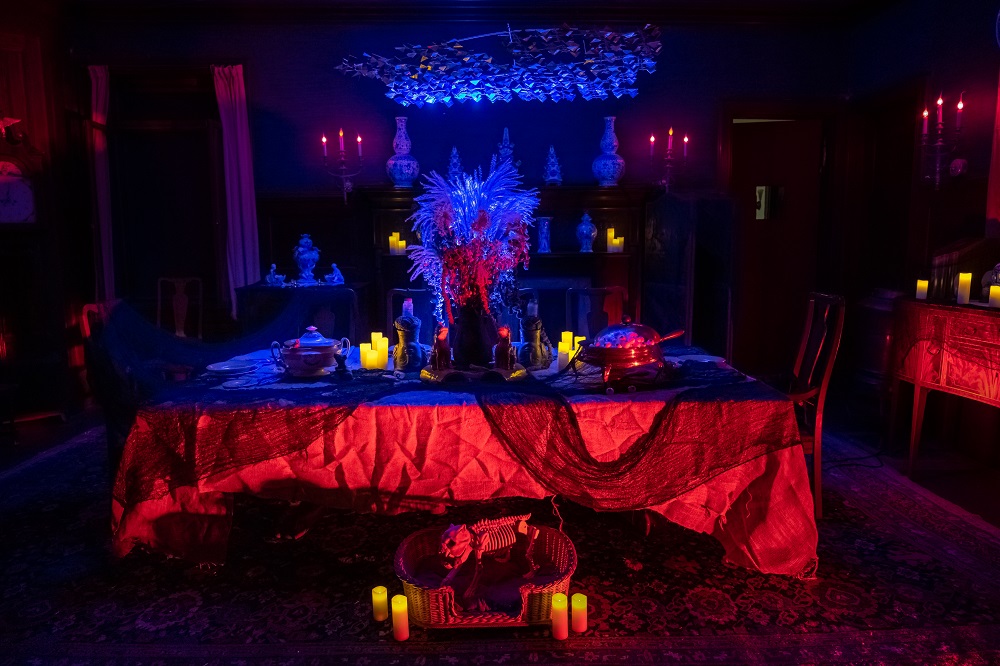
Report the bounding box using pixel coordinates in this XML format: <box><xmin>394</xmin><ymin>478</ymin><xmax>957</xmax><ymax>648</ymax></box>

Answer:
<box><xmin>394</xmin><ymin>525</ymin><xmax>577</xmax><ymax>628</ymax></box>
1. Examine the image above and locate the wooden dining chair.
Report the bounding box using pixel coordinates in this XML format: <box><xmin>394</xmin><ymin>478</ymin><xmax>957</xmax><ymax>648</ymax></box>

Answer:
<box><xmin>782</xmin><ymin>292</ymin><xmax>845</xmax><ymax>519</ymax></box>
<box><xmin>565</xmin><ymin>286</ymin><xmax>628</xmax><ymax>339</ymax></box>
<box><xmin>157</xmin><ymin>277</ymin><xmax>203</xmax><ymax>339</ymax></box>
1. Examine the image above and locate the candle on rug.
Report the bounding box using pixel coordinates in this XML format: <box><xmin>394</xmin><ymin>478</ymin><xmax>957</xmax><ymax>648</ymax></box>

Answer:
<box><xmin>391</xmin><ymin>594</ymin><xmax>409</xmax><ymax>641</ymax></box>
<box><xmin>990</xmin><ymin>285</ymin><xmax>1000</xmax><ymax>308</ymax></box>
<box><xmin>571</xmin><ymin>593</ymin><xmax>587</xmax><ymax>633</ymax></box>
<box><xmin>957</xmin><ymin>273</ymin><xmax>972</xmax><ymax>305</ymax></box>
<box><xmin>561</xmin><ymin>331</ymin><xmax>573</xmax><ymax>348</ymax></box>
<box><xmin>573</xmin><ymin>336</ymin><xmax>586</xmax><ymax>352</ymax></box>
<box><xmin>372</xmin><ymin>332</ymin><xmax>384</xmax><ymax>347</ymax></box>
<box><xmin>366</xmin><ymin>348</ymin><xmax>379</xmax><ymax>370</ymax></box>
<box><xmin>551</xmin><ymin>593</ymin><xmax>568</xmax><ymax>640</ymax></box>
<box><xmin>372</xmin><ymin>586</ymin><xmax>389</xmax><ymax>621</ymax></box>
<box><xmin>359</xmin><ymin>343</ymin><xmax>372</xmax><ymax>369</ymax></box>
<box><xmin>916</xmin><ymin>279</ymin><xmax>929</xmax><ymax>300</ymax></box>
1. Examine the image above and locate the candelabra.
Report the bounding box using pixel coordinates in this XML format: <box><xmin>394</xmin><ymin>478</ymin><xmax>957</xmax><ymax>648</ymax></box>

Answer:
<box><xmin>920</xmin><ymin>92</ymin><xmax>965</xmax><ymax>190</ymax></box>
<box><xmin>323</xmin><ymin>131</ymin><xmax>364</xmax><ymax>204</ymax></box>
<box><xmin>651</xmin><ymin>129</ymin><xmax>688</xmax><ymax>192</ymax></box>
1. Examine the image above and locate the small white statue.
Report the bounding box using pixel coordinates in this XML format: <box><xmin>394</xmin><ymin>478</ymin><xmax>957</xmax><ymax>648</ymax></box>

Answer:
<box><xmin>265</xmin><ymin>263</ymin><xmax>286</xmax><ymax>287</ymax></box>
<box><xmin>324</xmin><ymin>263</ymin><xmax>345</xmax><ymax>286</ymax></box>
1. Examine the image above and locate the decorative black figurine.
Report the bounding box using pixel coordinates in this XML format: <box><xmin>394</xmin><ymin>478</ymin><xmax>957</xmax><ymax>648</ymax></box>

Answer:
<box><xmin>393</xmin><ymin>313</ymin><xmax>427</xmax><ymax>372</ymax></box>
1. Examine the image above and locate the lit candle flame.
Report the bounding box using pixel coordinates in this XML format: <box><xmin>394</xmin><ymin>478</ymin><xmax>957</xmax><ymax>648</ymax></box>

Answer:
<box><xmin>322</xmin><ymin>135</ymin><xmax>327</xmax><ymax>143</ymax></box>
<box><xmin>649</xmin><ymin>135</ymin><xmax>655</xmax><ymax>143</ymax></box>
<box><xmin>937</xmin><ymin>96</ymin><xmax>943</xmax><ymax>106</ymax></box>
<box><xmin>668</xmin><ymin>127</ymin><xmax>673</xmax><ymax>136</ymax></box>
<box><xmin>683</xmin><ymin>135</ymin><xmax>689</xmax><ymax>143</ymax></box>
<box><xmin>922</xmin><ymin>109</ymin><xmax>929</xmax><ymax>118</ymax></box>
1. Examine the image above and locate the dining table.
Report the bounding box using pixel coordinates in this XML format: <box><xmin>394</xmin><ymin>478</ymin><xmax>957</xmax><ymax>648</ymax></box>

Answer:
<box><xmin>111</xmin><ymin>346</ymin><xmax>819</xmax><ymax>577</ymax></box>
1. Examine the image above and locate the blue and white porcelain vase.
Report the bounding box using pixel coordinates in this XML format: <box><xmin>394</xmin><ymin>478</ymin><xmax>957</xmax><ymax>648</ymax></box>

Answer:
<box><xmin>591</xmin><ymin>116</ymin><xmax>625</xmax><ymax>187</ymax></box>
<box><xmin>386</xmin><ymin>117</ymin><xmax>420</xmax><ymax>188</ymax></box>
<box><xmin>293</xmin><ymin>234</ymin><xmax>320</xmax><ymax>285</ymax></box>
<box><xmin>536</xmin><ymin>216</ymin><xmax>552</xmax><ymax>253</ymax></box>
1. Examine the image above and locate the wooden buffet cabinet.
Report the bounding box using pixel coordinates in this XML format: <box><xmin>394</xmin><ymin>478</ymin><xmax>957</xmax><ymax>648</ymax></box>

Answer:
<box><xmin>891</xmin><ymin>299</ymin><xmax>1000</xmax><ymax>474</ymax></box>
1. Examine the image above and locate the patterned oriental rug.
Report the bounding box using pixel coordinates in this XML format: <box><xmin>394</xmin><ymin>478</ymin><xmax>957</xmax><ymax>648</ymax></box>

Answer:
<box><xmin>0</xmin><ymin>427</ymin><xmax>998</xmax><ymax>665</ymax></box>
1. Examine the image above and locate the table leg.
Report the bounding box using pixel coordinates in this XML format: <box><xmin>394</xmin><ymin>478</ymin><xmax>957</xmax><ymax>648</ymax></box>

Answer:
<box><xmin>908</xmin><ymin>385</ymin><xmax>928</xmax><ymax>477</ymax></box>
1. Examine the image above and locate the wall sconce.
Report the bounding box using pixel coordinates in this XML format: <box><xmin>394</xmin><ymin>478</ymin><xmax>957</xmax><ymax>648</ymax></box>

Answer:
<box><xmin>322</xmin><ymin>129</ymin><xmax>364</xmax><ymax>205</ymax></box>
<box><xmin>919</xmin><ymin>92</ymin><xmax>965</xmax><ymax>190</ymax></box>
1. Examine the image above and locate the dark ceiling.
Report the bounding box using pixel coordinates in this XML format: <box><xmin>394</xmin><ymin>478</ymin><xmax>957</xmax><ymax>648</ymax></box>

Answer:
<box><xmin>63</xmin><ymin>0</ymin><xmax>902</xmax><ymax>25</ymax></box>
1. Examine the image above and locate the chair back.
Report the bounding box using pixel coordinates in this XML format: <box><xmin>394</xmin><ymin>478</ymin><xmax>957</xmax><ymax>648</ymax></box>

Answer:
<box><xmin>565</xmin><ymin>287</ymin><xmax>628</xmax><ymax>339</ymax></box>
<box><xmin>157</xmin><ymin>277</ymin><xmax>203</xmax><ymax>339</ymax></box>
<box><xmin>791</xmin><ymin>292</ymin><xmax>845</xmax><ymax>401</ymax></box>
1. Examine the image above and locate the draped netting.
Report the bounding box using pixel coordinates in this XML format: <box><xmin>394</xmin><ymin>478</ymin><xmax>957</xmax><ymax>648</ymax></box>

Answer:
<box><xmin>113</xmin><ymin>379</ymin><xmax>402</xmax><ymax>512</ymax></box>
<box><xmin>113</xmin><ymin>356</ymin><xmax>800</xmax><ymax>517</ymax></box>
<box><xmin>476</xmin><ymin>378</ymin><xmax>801</xmax><ymax>511</ymax></box>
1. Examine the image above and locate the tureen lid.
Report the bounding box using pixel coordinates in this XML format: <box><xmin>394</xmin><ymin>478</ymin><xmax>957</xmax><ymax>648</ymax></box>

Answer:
<box><xmin>297</xmin><ymin>326</ymin><xmax>335</xmax><ymax>347</ymax></box>
<box><xmin>592</xmin><ymin>316</ymin><xmax>662</xmax><ymax>349</ymax></box>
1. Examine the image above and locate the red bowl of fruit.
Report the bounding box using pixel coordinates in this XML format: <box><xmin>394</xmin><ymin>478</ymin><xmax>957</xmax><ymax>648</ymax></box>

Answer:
<box><xmin>576</xmin><ymin>317</ymin><xmax>684</xmax><ymax>383</ymax></box>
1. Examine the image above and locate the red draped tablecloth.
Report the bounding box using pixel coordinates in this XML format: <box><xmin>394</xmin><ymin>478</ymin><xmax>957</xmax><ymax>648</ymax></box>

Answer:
<box><xmin>111</xmin><ymin>351</ymin><xmax>818</xmax><ymax>576</ymax></box>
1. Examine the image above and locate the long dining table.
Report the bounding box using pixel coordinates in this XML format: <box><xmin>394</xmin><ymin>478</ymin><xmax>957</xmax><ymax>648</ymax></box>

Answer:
<box><xmin>111</xmin><ymin>347</ymin><xmax>818</xmax><ymax>576</ymax></box>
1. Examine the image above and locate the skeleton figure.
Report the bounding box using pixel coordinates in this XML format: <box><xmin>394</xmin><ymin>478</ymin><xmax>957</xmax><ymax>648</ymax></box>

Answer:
<box><xmin>439</xmin><ymin>514</ymin><xmax>540</xmax><ymax>610</ymax></box>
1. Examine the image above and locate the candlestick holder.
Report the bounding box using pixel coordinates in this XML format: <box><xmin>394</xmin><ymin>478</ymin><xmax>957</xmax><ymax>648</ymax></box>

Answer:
<box><xmin>919</xmin><ymin>93</ymin><xmax>965</xmax><ymax>191</ymax></box>
<box><xmin>324</xmin><ymin>150</ymin><xmax>364</xmax><ymax>204</ymax></box>
<box><xmin>655</xmin><ymin>147</ymin><xmax>687</xmax><ymax>192</ymax></box>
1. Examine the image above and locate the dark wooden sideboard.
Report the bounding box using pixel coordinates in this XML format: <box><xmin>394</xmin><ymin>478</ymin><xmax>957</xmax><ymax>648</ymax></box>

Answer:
<box><xmin>890</xmin><ymin>299</ymin><xmax>1000</xmax><ymax>474</ymax></box>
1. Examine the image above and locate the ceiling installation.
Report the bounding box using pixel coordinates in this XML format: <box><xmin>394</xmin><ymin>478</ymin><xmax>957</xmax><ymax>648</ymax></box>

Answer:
<box><xmin>336</xmin><ymin>24</ymin><xmax>662</xmax><ymax>106</ymax></box>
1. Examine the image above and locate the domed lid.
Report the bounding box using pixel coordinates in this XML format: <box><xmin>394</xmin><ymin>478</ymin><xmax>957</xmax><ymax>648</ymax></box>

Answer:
<box><xmin>297</xmin><ymin>326</ymin><xmax>335</xmax><ymax>347</ymax></box>
<box><xmin>592</xmin><ymin>316</ymin><xmax>662</xmax><ymax>349</ymax></box>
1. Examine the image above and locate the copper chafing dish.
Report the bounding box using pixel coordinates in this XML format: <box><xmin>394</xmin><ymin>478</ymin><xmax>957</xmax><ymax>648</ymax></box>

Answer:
<box><xmin>576</xmin><ymin>316</ymin><xmax>685</xmax><ymax>383</ymax></box>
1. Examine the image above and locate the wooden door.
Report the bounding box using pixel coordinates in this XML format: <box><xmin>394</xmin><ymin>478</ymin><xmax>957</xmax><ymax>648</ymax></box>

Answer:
<box><xmin>730</xmin><ymin>119</ymin><xmax>823</xmax><ymax>376</ymax></box>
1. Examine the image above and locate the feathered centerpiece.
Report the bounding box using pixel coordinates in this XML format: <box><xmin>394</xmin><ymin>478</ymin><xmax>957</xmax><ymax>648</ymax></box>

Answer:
<box><xmin>408</xmin><ymin>159</ymin><xmax>539</xmax><ymax>326</ymax></box>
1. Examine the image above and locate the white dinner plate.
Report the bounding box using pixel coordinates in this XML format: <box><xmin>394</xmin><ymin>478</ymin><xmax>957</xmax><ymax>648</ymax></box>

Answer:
<box><xmin>206</xmin><ymin>360</ymin><xmax>259</xmax><ymax>375</ymax></box>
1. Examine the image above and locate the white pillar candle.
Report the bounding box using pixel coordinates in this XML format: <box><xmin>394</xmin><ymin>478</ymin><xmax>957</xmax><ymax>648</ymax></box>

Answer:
<box><xmin>571</xmin><ymin>593</ymin><xmax>587</xmax><ymax>633</ymax></box>
<box><xmin>551</xmin><ymin>593</ymin><xmax>568</xmax><ymax>640</ymax></box>
<box><xmin>377</xmin><ymin>336</ymin><xmax>389</xmax><ymax>368</ymax></box>
<box><xmin>557</xmin><ymin>341</ymin><xmax>571</xmax><ymax>370</ymax></box>
<box><xmin>561</xmin><ymin>331</ymin><xmax>573</xmax><ymax>349</ymax></box>
<box><xmin>957</xmin><ymin>272</ymin><xmax>972</xmax><ymax>305</ymax></box>
<box><xmin>916</xmin><ymin>279</ymin><xmax>929</xmax><ymax>300</ymax></box>
<box><xmin>391</xmin><ymin>594</ymin><xmax>409</xmax><ymax>641</ymax></box>
<box><xmin>990</xmin><ymin>285</ymin><xmax>1000</xmax><ymax>308</ymax></box>
<box><xmin>365</xmin><ymin>349</ymin><xmax>379</xmax><ymax>370</ymax></box>
<box><xmin>359</xmin><ymin>343</ymin><xmax>372</xmax><ymax>369</ymax></box>
<box><xmin>372</xmin><ymin>586</ymin><xmax>389</xmax><ymax>622</ymax></box>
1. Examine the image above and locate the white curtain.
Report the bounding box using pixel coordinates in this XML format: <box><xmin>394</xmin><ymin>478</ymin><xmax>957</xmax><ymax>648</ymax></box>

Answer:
<box><xmin>88</xmin><ymin>65</ymin><xmax>115</xmax><ymax>301</ymax></box>
<box><xmin>212</xmin><ymin>64</ymin><xmax>261</xmax><ymax>318</ymax></box>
